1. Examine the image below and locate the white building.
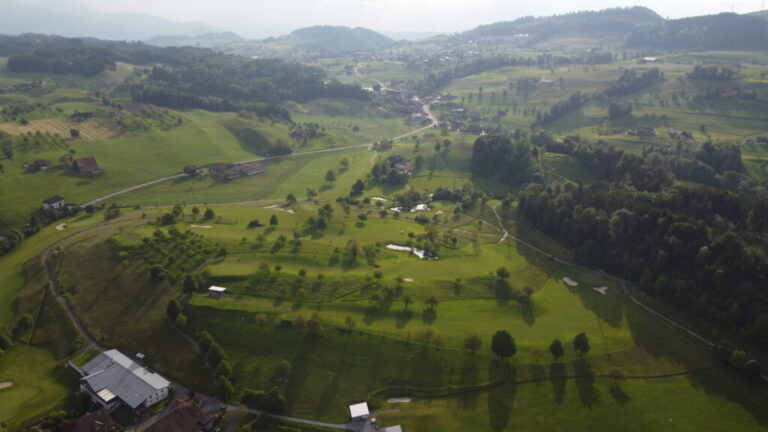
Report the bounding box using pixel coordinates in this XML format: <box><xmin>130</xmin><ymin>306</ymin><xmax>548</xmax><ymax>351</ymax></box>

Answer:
<box><xmin>76</xmin><ymin>349</ymin><xmax>170</xmax><ymax>411</ymax></box>
<box><xmin>349</xmin><ymin>402</ymin><xmax>370</xmax><ymax>419</ymax></box>
<box><xmin>42</xmin><ymin>195</ymin><xmax>65</xmax><ymax>210</ymax></box>
<box><xmin>208</xmin><ymin>285</ymin><xmax>227</xmax><ymax>298</ymax></box>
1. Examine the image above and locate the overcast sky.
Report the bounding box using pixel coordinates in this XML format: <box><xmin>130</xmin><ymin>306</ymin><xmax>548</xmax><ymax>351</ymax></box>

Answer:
<box><xmin>55</xmin><ymin>0</ymin><xmax>768</xmax><ymax>37</ymax></box>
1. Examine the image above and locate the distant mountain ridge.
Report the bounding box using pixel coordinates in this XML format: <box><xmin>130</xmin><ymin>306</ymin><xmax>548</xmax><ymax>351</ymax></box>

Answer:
<box><xmin>0</xmin><ymin>0</ymin><xmax>214</xmax><ymax>41</ymax></box>
<box><xmin>454</xmin><ymin>6</ymin><xmax>768</xmax><ymax>51</ymax></box>
<box><xmin>464</xmin><ymin>6</ymin><xmax>663</xmax><ymax>40</ymax></box>
<box><xmin>146</xmin><ymin>32</ymin><xmax>245</xmax><ymax>48</ymax></box>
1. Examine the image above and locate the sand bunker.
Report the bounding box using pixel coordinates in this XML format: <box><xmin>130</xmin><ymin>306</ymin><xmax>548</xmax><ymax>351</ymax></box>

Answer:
<box><xmin>403</xmin><ymin>278</ymin><xmax>414</xmax><ymax>282</ymax></box>
<box><xmin>190</xmin><ymin>225</ymin><xmax>213</xmax><ymax>229</ymax></box>
<box><xmin>387</xmin><ymin>397</ymin><xmax>412</xmax><ymax>404</ymax></box>
<box><xmin>435</xmin><ymin>210</ymin><xmax>445</xmax><ymax>215</ymax></box>
<box><xmin>371</xmin><ymin>197</ymin><xmax>389</xmax><ymax>202</ymax></box>
<box><xmin>562</xmin><ymin>277</ymin><xmax>578</xmax><ymax>287</ymax></box>
<box><xmin>55</xmin><ymin>223</ymin><xmax>67</xmax><ymax>231</ymax></box>
<box><xmin>593</xmin><ymin>286</ymin><xmax>608</xmax><ymax>295</ymax></box>
<box><xmin>0</xmin><ymin>381</ymin><xmax>13</xmax><ymax>389</ymax></box>
<box><xmin>265</xmin><ymin>205</ymin><xmax>295</xmax><ymax>214</ymax></box>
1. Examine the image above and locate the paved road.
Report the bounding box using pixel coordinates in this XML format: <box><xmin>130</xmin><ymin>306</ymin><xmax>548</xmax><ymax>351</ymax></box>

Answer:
<box><xmin>80</xmin><ymin>104</ymin><xmax>436</xmax><ymax>208</ymax></box>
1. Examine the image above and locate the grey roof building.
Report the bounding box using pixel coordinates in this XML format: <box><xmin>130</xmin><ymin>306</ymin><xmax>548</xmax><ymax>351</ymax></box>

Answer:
<box><xmin>77</xmin><ymin>349</ymin><xmax>170</xmax><ymax>411</ymax></box>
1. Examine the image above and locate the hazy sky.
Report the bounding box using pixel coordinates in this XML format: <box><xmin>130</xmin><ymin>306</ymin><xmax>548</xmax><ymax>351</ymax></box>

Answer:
<box><xmin>62</xmin><ymin>0</ymin><xmax>768</xmax><ymax>37</ymax></box>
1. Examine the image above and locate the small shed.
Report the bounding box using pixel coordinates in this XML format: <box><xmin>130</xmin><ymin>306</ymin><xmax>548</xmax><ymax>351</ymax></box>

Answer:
<box><xmin>349</xmin><ymin>402</ymin><xmax>370</xmax><ymax>419</ymax></box>
<box><xmin>42</xmin><ymin>195</ymin><xmax>65</xmax><ymax>210</ymax></box>
<box><xmin>208</xmin><ymin>286</ymin><xmax>227</xmax><ymax>299</ymax></box>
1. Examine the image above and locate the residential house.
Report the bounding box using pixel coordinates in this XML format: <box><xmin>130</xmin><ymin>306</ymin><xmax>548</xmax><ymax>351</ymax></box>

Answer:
<box><xmin>74</xmin><ymin>349</ymin><xmax>170</xmax><ymax>412</ymax></box>
<box><xmin>42</xmin><ymin>195</ymin><xmax>65</xmax><ymax>210</ymax></box>
<box><xmin>208</xmin><ymin>286</ymin><xmax>227</xmax><ymax>299</ymax></box>
<box><xmin>31</xmin><ymin>159</ymin><xmax>52</xmax><ymax>171</ymax></box>
<box><xmin>73</xmin><ymin>408</ymin><xmax>116</xmax><ymax>432</ymax></box>
<box><xmin>73</xmin><ymin>157</ymin><xmax>104</xmax><ymax>175</ymax></box>
<box><xmin>143</xmin><ymin>399</ymin><xmax>213</xmax><ymax>432</ymax></box>
<box><xmin>628</xmin><ymin>127</ymin><xmax>656</xmax><ymax>137</ymax></box>
<box><xmin>71</xmin><ymin>112</ymin><xmax>95</xmax><ymax>121</ymax></box>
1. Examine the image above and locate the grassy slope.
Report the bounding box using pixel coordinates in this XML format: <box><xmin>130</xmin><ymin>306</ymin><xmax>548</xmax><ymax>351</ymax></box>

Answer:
<box><xmin>0</xmin><ymin>345</ymin><xmax>76</xmax><ymax>431</ymax></box>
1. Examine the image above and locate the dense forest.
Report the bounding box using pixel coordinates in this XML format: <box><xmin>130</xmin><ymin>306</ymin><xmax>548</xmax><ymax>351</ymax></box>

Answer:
<box><xmin>471</xmin><ymin>135</ymin><xmax>539</xmax><ymax>185</ymax></box>
<box><xmin>1</xmin><ymin>34</ymin><xmax>369</xmax><ymax>116</ymax></box>
<box><xmin>626</xmin><ymin>12</ymin><xmax>768</xmax><ymax>50</ymax></box>
<box><xmin>518</xmin><ymin>137</ymin><xmax>768</xmax><ymax>347</ymax></box>
<box><xmin>463</xmin><ymin>7</ymin><xmax>663</xmax><ymax>41</ymax></box>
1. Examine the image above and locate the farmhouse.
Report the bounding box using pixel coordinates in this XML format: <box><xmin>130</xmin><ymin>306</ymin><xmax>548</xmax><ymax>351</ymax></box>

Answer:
<box><xmin>73</xmin><ymin>157</ymin><xmax>104</xmax><ymax>175</ymax></box>
<box><xmin>31</xmin><ymin>159</ymin><xmax>51</xmax><ymax>171</ymax></box>
<box><xmin>208</xmin><ymin>286</ymin><xmax>227</xmax><ymax>298</ymax></box>
<box><xmin>143</xmin><ymin>399</ymin><xmax>213</xmax><ymax>432</ymax></box>
<box><xmin>628</xmin><ymin>126</ymin><xmax>656</xmax><ymax>137</ymax></box>
<box><xmin>42</xmin><ymin>195</ymin><xmax>65</xmax><ymax>210</ymax></box>
<box><xmin>73</xmin><ymin>407</ymin><xmax>116</xmax><ymax>432</ymax></box>
<box><xmin>72</xmin><ymin>112</ymin><xmax>95</xmax><ymax>121</ymax></box>
<box><xmin>207</xmin><ymin>162</ymin><xmax>266</xmax><ymax>180</ymax></box>
<box><xmin>74</xmin><ymin>349</ymin><xmax>170</xmax><ymax>412</ymax></box>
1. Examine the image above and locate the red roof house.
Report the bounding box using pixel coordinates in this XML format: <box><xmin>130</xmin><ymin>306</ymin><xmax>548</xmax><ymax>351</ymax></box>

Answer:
<box><xmin>73</xmin><ymin>157</ymin><xmax>104</xmax><ymax>174</ymax></box>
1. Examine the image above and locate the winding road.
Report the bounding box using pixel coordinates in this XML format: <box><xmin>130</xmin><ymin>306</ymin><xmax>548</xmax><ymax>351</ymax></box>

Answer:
<box><xmin>83</xmin><ymin>102</ymin><xmax>436</xmax><ymax>208</ymax></box>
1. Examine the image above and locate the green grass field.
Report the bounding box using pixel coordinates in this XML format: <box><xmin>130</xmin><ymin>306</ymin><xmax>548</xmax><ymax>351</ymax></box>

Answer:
<box><xmin>0</xmin><ymin>345</ymin><xmax>76</xmax><ymax>431</ymax></box>
<box><xmin>376</xmin><ymin>367</ymin><xmax>768</xmax><ymax>432</ymax></box>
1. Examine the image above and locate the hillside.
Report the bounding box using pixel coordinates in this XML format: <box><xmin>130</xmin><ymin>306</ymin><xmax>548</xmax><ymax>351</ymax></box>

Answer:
<box><xmin>145</xmin><ymin>32</ymin><xmax>245</xmax><ymax>48</ymax></box>
<box><xmin>288</xmin><ymin>26</ymin><xmax>395</xmax><ymax>53</ymax></box>
<box><xmin>461</xmin><ymin>6</ymin><xmax>662</xmax><ymax>43</ymax></box>
<box><xmin>626</xmin><ymin>12</ymin><xmax>768</xmax><ymax>50</ymax></box>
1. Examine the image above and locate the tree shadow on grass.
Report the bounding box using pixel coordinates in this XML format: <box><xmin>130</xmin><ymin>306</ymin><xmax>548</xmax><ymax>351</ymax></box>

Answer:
<box><xmin>573</xmin><ymin>359</ymin><xmax>598</xmax><ymax>408</ymax></box>
<box><xmin>457</xmin><ymin>357</ymin><xmax>480</xmax><ymax>410</ymax></box>
<box><xmin>422</xmin><ymin>308</ymin><xmax>437</xmax><ymax>324</ymax></box>
<box><xmin>687</xmin><ymin>367</ymin><xmax>768</xmax><ymax>427</ymax></box>
<box><xmin>609</xmin><ymin>381</ymin><xmax>631</xmax><ymax>405</ymax></box>
<box><xmin>395</xmin><ymin>310</ymin><xmax>413</xmax><ymax>328</ymax></box>
<box><xmin>519</xmin><ymin>299</ymin><xmax>535</xmax><ymax>326</ymax></box>
<box><xmin>549</xmin><ymin>362</ymin><xmax>567</xmax><ymax>404</ymax></box>
<box><xmin>488</xmin><ymin>359</ymin><xmax>516</xmax><ymax>432</ymax></box>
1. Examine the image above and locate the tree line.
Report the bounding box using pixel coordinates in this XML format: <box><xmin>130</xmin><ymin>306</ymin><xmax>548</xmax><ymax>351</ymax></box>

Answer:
<box><xmin>518</xmin><ymin>138</ymin><xmax>768</xmax><ymax>346</ymax></box>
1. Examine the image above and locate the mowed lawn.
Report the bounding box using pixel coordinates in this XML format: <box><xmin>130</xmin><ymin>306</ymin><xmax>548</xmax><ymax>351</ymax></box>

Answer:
<box><xmin>0</xmin><ymin>345</ymin><xmax>76</xmax><ymax>431</ymax></box>
<box><xmin>376</xmin><ymin>367</ymin><xmax>768</xmax><ymax>432</ymax></box>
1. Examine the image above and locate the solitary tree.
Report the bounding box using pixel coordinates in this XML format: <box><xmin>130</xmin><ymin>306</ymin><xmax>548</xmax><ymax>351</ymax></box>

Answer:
<box><xmin>269</xmin><ymin>215</ymin><xmax>279</xmax><ymax>226</ymax></box>
<box><xmin>325</xmin><ymin>169</ymin><xmax>336</xmax><ymax>183</ymax></box>
<box><xmin>426</xmin><ymin>295</ymin><xmax>439</xmax><ymax>310</ymax></box>
<box><xmin>275</xmin><ymin>359</ymin><xmax>292</xmax><ymax>381</ymax></box>
<box><xmin>549</xmin><ymin>339</ymin><xmax>565</xmax><ymax>360</ymax></box>
<box><xmin>464</xmin><ymin>334</ymin><xmax>483</xmax><ymax>355</ymax></box>
<box><xmin>204</xmin><ymin>208</ymin><xmax>215</xmax><ymax>220</ymax></box>
<box><xmin>216</xmin><ymin>375</ymin><xmax>234</xmax><ymax>401</ymax></box>
<box><xmin>491</xmin><ymin>330</ymin><xmax>516</xmax><ymax>361</ymax></box>
<box><xmin>403</xmin><ymin>294</ymin><xmax>413</xmax><ymax>310</ymax></box>
<box><xmin>183</xmin><ymin>275</ymin><xmax>198</xmax><ymax>294</ymax></box>
<box><xmin>286</xmin><ymin>193</ymin><xmax>297</xmax><ymax>205</ymax></box>
<box><xmin>496</xmin><ymin>267</ymin><xmax>510</xmax><ymax>279</ymax></box>
<box><xmin>207</xmin><ymin>342</ymin><xmax>225</xmax><ymax>368</ymax></box>
<box><xmin>166</xmin><ymin>299</ymin><xmax>181</xmax><ymax>320</ymax></box>
<box><xmin>572</xmin><ymin>332</ymin><xmax>591</xmax><ymax>357</ymax></box>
